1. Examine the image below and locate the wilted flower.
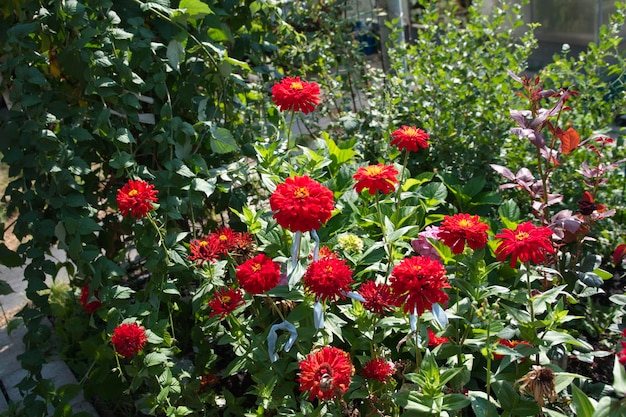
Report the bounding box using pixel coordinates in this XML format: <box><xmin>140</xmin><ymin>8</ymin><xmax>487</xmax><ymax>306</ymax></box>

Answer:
<box><xmin>298</xmin><ymin>346</ymin><xmax>354</xmax><ymax>401</ymax></box>
<box><xmin>111</xmin><ymin>322</ymin><xmax>148</xmax><ymax>358</ymax></box>
<box><xmin>271</xmin><ymin>76</ymin><xmax>321</xmax><ymax>114</ymax></box>
<box><xmin>270</xmin><ymin>175</ymin><xmax>334</xmax><ymax>233</ymax></box>
<box><xmin>116</xmin><ymin>179</ymin><xmax>158</xmax><ymax>218</ymax></box>
<box><xmin>361</xmin><ymin>357</ymin><xmax>395</xmax><ymax>381</ymax></box>
<box><xmin>353</xmin><ymin>164</ymin><xmax>399</xmax><ymax>195</ymax></box>
<box><xmin>516</xmin><ymin>365</ymin><xmax>557</xmax><ymax>407</ymax></box>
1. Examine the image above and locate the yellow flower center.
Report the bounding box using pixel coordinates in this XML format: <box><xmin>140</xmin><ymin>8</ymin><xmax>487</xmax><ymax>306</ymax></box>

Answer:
<box><xmin>364</xmin><ymin>165</ymin><xmax>384</xmax><ymax>176</ymax></box>
<box><xmin>294</xmin><ymin>187</ymin><xmax>310</xmax><ymax>199</ymax></box>
<box><xmin>404</xmin><ymin>127</ymin><xmax>419</xmax><ymax>137</ymax></box>
<box><xmin>515</xmin><ymin>231</ymin><xmax>530</xmax><ymax>241</ymax></box>
<box><xmin>251</xmin><ymin>263</ymin><xmax>262</xmax><ymax>272</ymax></box>
<box><xmin>219</xmin><ymin>235</ymin><xmax>228</xmax><ymax>242</ymax></box>
<box><xmin>220</xmin><ymin>295</ymin><xmax>231</xmax><ymax>303</ymax></box>
<box><xmin>458</xmin><ymin>219</ymin><xmax>472</xmax><ymax>228</ymax></box>
<box><xmin>324</xmin><ymin>266</ymin><xmax>333</xmax><ymax>273</ymax></box>
<box><xmin>128</xmin><ymin>189</ymin><xmax>139</xmax><ymax>197</ymax></box>
<box><xmin>199</xmin><ymin>241</ymin><xmax>208</xmax><ymax>247</ymax></box>
<box><xmin>290</xmin><ymin>81</ymin><xmax>304</xmax><ymax>90</ymax></box>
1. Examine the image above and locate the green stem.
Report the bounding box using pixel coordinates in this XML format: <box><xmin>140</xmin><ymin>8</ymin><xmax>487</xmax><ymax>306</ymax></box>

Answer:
<box><xmin>486</xmin><ymin>313</ymin><xmax>492</xmax><ymax>417</ymax></box>
<box><xmin>374</xmin><ymin>192</ymin><xmax>394</xmax><ymax>279</ymax></box>
<box><xmin>393</xmin><ymin>150</ymin><xmax>410</xmax><ymax>225</ymax></box>
<box><xmin>286</xmin><ymin>108</ymin><xmax>296</xmax><ymax>150</ymax></box>
<box><xmin>415</xmin><ymin>313</ymin><xmax>422</xmax><ymax>370</ymax></box>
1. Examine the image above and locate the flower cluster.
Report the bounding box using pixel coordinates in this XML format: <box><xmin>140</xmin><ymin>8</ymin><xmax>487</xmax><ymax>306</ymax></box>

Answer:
<box><xmin>111</xmin><ymin>322</ymin><xmax>148</xmax><ymax>358</ymax></box>
<box><xmin>189</xmin><ymin>227</ymin><xmax>255</xmax><ymax>265</ymax></box>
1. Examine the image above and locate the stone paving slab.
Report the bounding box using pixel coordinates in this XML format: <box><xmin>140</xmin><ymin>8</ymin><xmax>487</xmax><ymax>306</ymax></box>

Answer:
<box><xmin>0</xmin><ymin>321</ymin><xmax>100</xmax><ymax>416</ymax></box>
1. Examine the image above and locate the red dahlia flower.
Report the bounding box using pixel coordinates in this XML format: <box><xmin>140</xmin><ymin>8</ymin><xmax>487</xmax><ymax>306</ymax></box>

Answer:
<box><xmin>269</xmin><ymin>175</ymin><xmax>334</xmax><ymax>233</ymax></box>
<box><xmin>389</xmin><ymin>256</ymin><xmax>450</xmax><ymax>315</ymax></box>
<box><xmin>188</xmin><ymin>237</ymin><xmax>221</xmax><ymax>265</ymax></box>
<box><xmin>438</xmin><ymin>213</ymin><xmax>490</xmax><ymax>254</ymax></box>
<box><xmin>111</xmin><ymin>322</ymin><xmax>148</xmax><ymax>358</ymax></box>
<box><xmin>208</xmin><ymin>287</ymin><xmax>245</xmax><ymax>319</ymax></box>
<box><xmin>303</xmin><ymin>256</ymin><xmax>354</xmax><ymax>302</ymax></box>
<box><xmin>358</xmin><ymin>280</ymin><xmax>396</xmax><ymax>314</ymax></box>
<box><xmin>80</xmin><ymin>285</ymin><xmax>102</xmax><ymax>314</ymax></box>
<box><xmin>427</xmin><ymin>328</ymin><xmax>449</xmax><ymax>347</ymax></box>
<box><xmin>116</xmin><ymin>179</ymin><xmax>158</xmax><ymax>218</ymax></box>
<box><xmin>495</xmin><ymin>222</ymin><xmax>554</xmax><ymax>267</ymax></box>
<box><xmin>298</xmin><ymin>346</ymin><xmax>354</xmax><ymax>401</ymax></box>
<box><xmin>390</xmin><ymin>125</ymin><xmax>430</xmax><ymax>152</ymax></box>
<box><xmin>353</xmin><ymin>164</ymin><xmax>399</xmax><ymax>195</ymax></box>
<box><xmin>236</xmin><ymin>253</ymin><xmax>281</xmax><ymax>294</ymax></box>
<box><xmin>271</xmin><ymin>76</ymin><xmax>321</xmax><ymax>114</ymax></box>
<box><xmin>361</xmin><ymin>357</ymin><xmax>395</xmax><ymax>381</ymax></box>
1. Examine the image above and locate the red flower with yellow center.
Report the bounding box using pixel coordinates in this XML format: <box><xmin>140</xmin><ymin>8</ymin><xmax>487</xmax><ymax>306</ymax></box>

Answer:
<box><xmin>389</xmin><ymin>256</ymin><xmax>450</xmax><ymax>315</ymax></box>
<box><xmin>110</xmin><ymin>322</ymin><xmax>148</xmax><ymax>358</ymax></box>
<box><xmin>438</xmin><ymin>213</ymin><xmax>490</xmax><ymax>254</ymax></box>
<box><xmin>361</xmin><ymin>357</ymin><xmax>395</xmax><ymax>381</ymax></box>
<box><xmin>269</xmin><ymin>175</ymin><xmax>335</xmax><ymax>233</ymax></box>
<box><xmin>298</xmin><ymin>346</ymin><xmax>354</xmax><ymax>402</ymax></box>
<box><xmin>80</xmin><ymin>285</ymin><xmax>102</xmax><ymax>314</ymax></box>
<box><xmin>189</xmin><ymin>237</ymin><xmax>221</xmax><ymax>265</ymax></box>
<box><xmin>494</xmin><ymin>222</ymin><xmax>554</xmax><ymax>267</ymax></box>
<box><xmin>116</xmin><ymin>179</ymin><xmax>158</xmax><ymax>218</ymax></box>
<box><xmin>358</xmin><ymin>280</ymin><xmax>396</xmax><ymax>314</ymax></box>
<box><xmin>303</xmin><ymin>256</ymin><xmax>354</xmax><ymax>302</ymax></box>
<box><xmin>271</xmin><ymin>76</ymin><xmax>321</xmax><ymax>114</ymax></box>
<box><xmin>390</xmin><ymin>125</ymin><xmax>430</xmax><ymax>152</ymax></box>
<box><xmin>207</xmin><ymin>287</ymin><xmax>245</xmax><ymax>319</ymax></box>
<box><xmin>236</xmin><ymin>253</ymin><xmax>281</xmax><ymax>294</ymax></box>
<box><xmin>353</xmin><ymin>164</ymin><xmax>399</xmax><ymax>195</ymax></box>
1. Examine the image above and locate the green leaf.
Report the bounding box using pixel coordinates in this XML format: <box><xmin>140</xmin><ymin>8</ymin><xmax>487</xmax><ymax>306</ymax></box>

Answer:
<box><xmin>144</xmin><ymin>352</ymin><xmax>168</xmax><ymax>367</ymax></box>
<box><xmin>167</xmin><ymin>40</ymin><xmax>185</xmax><ymax>72</ymax></box>
<box><xmin>498</xmin><ymin>199</ymin><xmax>521</xmax><ymax>221</ymax></box>
<box><xmin>613</xmin><ymin>353</ymin><xmax>626</xmax><ymax>397</ymax></box>
<box><xmin>0</xmin><ymin>280</ymin><xmax>13</xmax><ymax>295</ymax></box>
<box><xmin>571</xmin><ymin>384</ymin><xmax>596</xmax><ymax>417</ymax></box>
<box><xmin>442</xmin><ymin>393</ymin><xmax>471</xmax><ymax>411</ymax></box>
<box><xmin>0</xmin><ymin>243</ymin><xmax>23</xmax><ymax>267</ymax></box>
<box><xmin>469</xmin><ymin>391</ymin><xmax>499</xmax><ymax>417</ymax></box>
<box><xmin>210</xmin><ymin>127</ymin><xmax>239</xmax><ymax>154</ymax></box>
<box><xmin>179</xmin><ymin>0</ymin><xmax>213</xmax><ymax>18</ymax></box>
<box><xmin>191</xmin><ymin>177</ymin><xmax>216</xmax><ymax>197</ymax></box>
<box><xmin>111</xmin><ymin>285</ymin><xmax>135</xmax><ymax>300</ymax></box>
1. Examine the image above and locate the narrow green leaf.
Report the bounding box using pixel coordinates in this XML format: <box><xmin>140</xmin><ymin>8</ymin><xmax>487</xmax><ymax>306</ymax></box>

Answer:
<box><xmin>571</xmin><ymin>384</ymin><xmax>596</xmax><ymax>417</ymax></box>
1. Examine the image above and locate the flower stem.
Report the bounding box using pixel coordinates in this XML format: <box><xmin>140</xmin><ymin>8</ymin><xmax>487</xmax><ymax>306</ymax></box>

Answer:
<box><xmin>393</xmin><ymin>150</ymin><xmax>410</xmax><ymax>225</ymax></box>
<box><xmin>374</xmin><ymin>191</ymin><xmax>394</xmax><ymax>279</ymax></box>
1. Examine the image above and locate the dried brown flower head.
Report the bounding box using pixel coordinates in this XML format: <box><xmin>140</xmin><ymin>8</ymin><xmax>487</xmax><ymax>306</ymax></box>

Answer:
<box><xmin>516</xmin><ymin>365</ymin><xmax>557</xmax><ymax>407</ymax></box>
